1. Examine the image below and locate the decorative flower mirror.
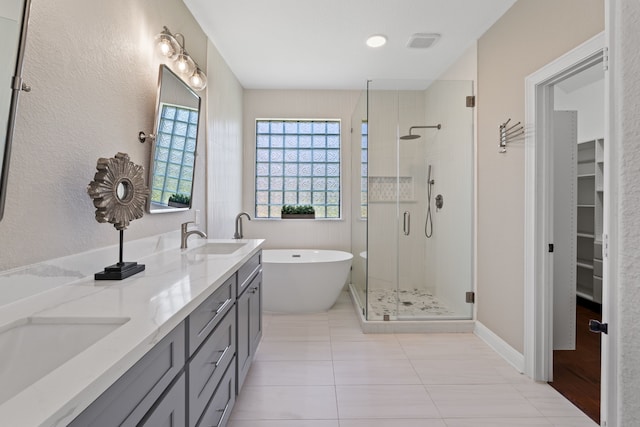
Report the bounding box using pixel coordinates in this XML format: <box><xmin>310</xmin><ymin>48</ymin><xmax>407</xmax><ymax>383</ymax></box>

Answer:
<box><xmin>87</xmin><ymin>152</ymin><xmax>150</xmax><ymax>280</ymax></box>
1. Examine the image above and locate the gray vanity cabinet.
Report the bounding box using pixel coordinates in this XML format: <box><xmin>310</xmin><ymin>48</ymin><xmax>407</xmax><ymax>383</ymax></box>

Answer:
<box><xmin>68</xmin><ymin>323</ymin><xmax>186</xmax><ymax>427</ymax></box>
<box><xmin>236</xmin><ymin>253</ymin><xmax>262</xmax><ymax>392</ymax></box>
<box><xmin>69</xmin><ymin>251</ymin><xmax>262</xmax><ymax>427</ymax></box>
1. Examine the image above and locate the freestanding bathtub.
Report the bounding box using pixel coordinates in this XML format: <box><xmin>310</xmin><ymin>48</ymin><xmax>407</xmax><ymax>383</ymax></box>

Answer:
<box><xmin>262</xmin><ymin>249</ymin><xmax>353</xmax><ymax>313</ymax></box>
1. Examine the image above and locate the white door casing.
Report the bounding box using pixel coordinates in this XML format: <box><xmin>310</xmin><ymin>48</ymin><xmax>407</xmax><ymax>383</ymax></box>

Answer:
<box><xmin>524</xmin><ymin>31</ymin><xmax>614</xmax><ymax>424</ymax></box>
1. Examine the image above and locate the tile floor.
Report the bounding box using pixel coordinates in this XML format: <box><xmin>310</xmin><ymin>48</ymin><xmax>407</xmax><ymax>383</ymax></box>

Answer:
<box><xmin>228</xmin><ymin>292</ymin><xmax>599</xmax><ymax>427</ymax></box>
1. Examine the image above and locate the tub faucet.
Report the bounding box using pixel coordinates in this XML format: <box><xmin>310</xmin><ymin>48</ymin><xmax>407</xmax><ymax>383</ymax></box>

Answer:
<box><xmin>181</xmin><ymin>221</ymin><xmax>207</xmax><ymax>249</ymax></box>
<box><xmin>234</xmin><ymin>212</ymin><xmax>251</xmax><ymax>239</ymax></box>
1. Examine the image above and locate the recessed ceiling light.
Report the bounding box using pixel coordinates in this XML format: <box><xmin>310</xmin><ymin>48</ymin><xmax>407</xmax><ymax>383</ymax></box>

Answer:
<box><xmin>366</xmin><ymin>34</ymin><xmax>387</xmax><ymax>48</ymax></box>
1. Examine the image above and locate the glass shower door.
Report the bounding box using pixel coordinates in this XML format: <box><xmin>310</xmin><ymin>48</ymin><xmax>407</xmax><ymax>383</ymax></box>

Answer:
<box><xmin>366</xmin><ymin>84</ymin><xmax>401</xmax><ymax>320</ymax></box>
<box><xmin>350</xmin><ymin>90</ymin><xmax>368</xmax><ymax>316</ymax></box>
<box><xmin>366</xmin><ymin>79</ymin><xmax>475</xmax><ymax>321</ymax></box>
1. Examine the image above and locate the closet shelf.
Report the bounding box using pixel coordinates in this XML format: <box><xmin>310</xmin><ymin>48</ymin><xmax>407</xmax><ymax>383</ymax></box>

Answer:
<box><xmin>576</xmin><ymin>290</ymin><xmax>595</xmax><ymax>301</ymax></box>
<box><xmin>575</xmin><ymin>134</ymin><xmax>604</xmax><ymax>305</ymax></box>
<box><xmin>578</xmin><ymin>139</ymin><xmax>597</xmax><ymax>145</ymax></box>
<box><xmin>577</xmin><ymin>259</ymin><xmax>594</xmax><ymax>269</ymax></box>
<box><xmin>577</xmin><ymin>232</ymin><xmax>595</xmax><ymax>239</ymax></box>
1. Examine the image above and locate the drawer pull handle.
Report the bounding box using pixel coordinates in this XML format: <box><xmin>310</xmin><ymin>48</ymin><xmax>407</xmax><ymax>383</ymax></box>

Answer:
<box><xmin>208</xmin><ymin>345</ymin><xmax>230</xmax><ymax>367</ymax></box>
<box><xmin>210</xmin><ymin>298</ymin><xmax>231</xmax><ymax>315</ymax></box>
<box><xmin>207</xmin><ymin>400</ymin><xmax>231</xmax><ymax>426</ymax></box>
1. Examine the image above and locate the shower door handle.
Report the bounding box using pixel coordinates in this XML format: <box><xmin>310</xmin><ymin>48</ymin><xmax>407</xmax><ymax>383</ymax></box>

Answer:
<box><xmin>403</xmin><ymin>211</ymin><xmax>410</xmax><ymax>235</ymax></box>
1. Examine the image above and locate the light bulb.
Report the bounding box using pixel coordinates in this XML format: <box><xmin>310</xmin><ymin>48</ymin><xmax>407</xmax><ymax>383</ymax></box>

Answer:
<box><xmin>175</xmin><ymin>52</ymin><xmax>195</xmax><ymax>75</ymax></box>
<box><xmin>155</xmin><ymin>29</ymin><xmax>179</xmax><ymax>58</ymax></box>
<box><xmin>189</xmin><ymin>68</ymin><xmax>207</xmax><ymax>91</ymax></box>
<box><xmin>159</xmin><ymin>40</ymin><xmax>173</xmax><ymax>56</ymax></box>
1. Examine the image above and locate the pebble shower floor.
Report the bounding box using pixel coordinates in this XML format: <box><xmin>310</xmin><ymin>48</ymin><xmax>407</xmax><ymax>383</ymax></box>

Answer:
<box><xmin>367</xmin><ymin>288</ymin><xmax>454</xmax><ymax>319</ymax></box>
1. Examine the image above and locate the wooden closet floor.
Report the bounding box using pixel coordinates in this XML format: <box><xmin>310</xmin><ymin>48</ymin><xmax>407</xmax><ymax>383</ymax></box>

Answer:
<box><xmin>550</xmin><ymin>300</ymin><xmax>601</xmax><ymax>424</ymax></box>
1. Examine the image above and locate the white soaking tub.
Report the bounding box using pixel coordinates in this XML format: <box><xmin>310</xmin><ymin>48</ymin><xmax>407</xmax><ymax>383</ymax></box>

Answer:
<box><xmin>262</xmin><ymin>249</ymin><xmax>353</xmax><ymax>313</ymax></box>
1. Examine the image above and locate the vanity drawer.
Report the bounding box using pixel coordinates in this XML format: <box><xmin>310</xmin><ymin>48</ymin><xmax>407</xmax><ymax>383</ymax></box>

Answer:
<box><xmin>188</xmin><ymin>275</ymin><xmax>236</xmax><ymax>355</ymax></box>
<box><xmin>237</xmin><ymin>251</ymin><xmax>261</xmax><ymax>296</ymax></box>
<box><xmin>188</xmin><ymin>306</ymin><xmax>236</xmax><ymax>427</ymax></box>
<box><xmin>195</xmin><ymin>359</ymin><xmax>236</xmax><ymax>427</ymax></box>
<box><xmin>69</xmin><ymin>322</ymin><xmax>185</xmax><ymax>427</ymax></box>
<box><xmin>139</xmin><ymin>373</ymin><xmax>186</xmax><ymax>427</ymax></box>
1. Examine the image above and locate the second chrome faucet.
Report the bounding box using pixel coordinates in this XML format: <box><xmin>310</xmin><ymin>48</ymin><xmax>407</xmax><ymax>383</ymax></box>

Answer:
<box><xmin>233</xmin><ymin>212</ymin><xmax>251</xmax><ymax>239</ymax></box>
<box><xmin>181</xmin><ymin>221</ymin><xmax>207</xmax><ymax>249</ymax></box>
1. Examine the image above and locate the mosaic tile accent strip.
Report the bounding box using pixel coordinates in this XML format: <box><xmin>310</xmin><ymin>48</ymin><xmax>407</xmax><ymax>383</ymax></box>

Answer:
<box><xmin>368</xmin><ymin>176</ymin><xmax>414</xmax><ymax>202</ymax></box>
<box><xmin>367</xmin><ymin>288</ymin><xmax>454</xmax><ymax>319</ymax></box>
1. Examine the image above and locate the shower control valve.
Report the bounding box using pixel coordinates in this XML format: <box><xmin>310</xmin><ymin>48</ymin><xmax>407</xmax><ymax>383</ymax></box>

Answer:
<box><xmin>435</xmin><ymin>194</ymin><xmax>444</xmax><ymax>210</ymax></box>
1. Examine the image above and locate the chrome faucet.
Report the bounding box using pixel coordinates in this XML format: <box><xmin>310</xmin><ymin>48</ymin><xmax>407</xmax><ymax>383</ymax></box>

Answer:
<box><xmin>181</xmin><ymin>221</ymin><xmax>207</xmax><ymax>249</ymax></box>
<box><xmin>233</xmin><ymin>212</ymin><xmax>251</xmax><ymax>239</ymax></box>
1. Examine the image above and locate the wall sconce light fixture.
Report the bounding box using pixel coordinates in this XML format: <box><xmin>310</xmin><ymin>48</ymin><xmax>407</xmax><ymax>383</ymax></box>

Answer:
<box><xmin>155</xmin><ymin>26</ymin><xmax>207</xmax><ymax>91</ymax></box>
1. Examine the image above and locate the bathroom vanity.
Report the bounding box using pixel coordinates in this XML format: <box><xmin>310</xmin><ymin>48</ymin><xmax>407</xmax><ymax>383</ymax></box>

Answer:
<box><xmin>0</xmin><ymin>237</ymin><xmax>263</xmax><ymax>427</ymax></box>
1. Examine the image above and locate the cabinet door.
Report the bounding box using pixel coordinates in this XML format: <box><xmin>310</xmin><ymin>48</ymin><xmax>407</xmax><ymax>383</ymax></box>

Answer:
<box><xmin>248</xmin><ymin>272</ymin><xmax>263</xmax><ymax>357</ymax></box>
<box><xmin>139</xmin><ymin>373</ymin><xmax>186</xmax><ymax>427</ymax></box>
<box><xmin>236</xmin><ymin>286</ymin><xmax>251</xmax><ymax>392</ymax></box>
<box><xmin>236</xmin><ymin>271</ymin><xmax>263</xmax><ymax>392</ymax></box>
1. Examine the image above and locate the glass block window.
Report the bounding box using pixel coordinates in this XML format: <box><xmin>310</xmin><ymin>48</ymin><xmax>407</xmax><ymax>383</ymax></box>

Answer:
<box><xmin>255</xmin><ymin>119</ymin><xmax>341</xmax><ymax>218</ymax></box>
<box><xmin>150</xmin><ymin>103</ymin><xmax>198</xmax><ymax>205</ymax></box>
<box><xmin>361</xmin><ymin>121</ymin><xmax>368</xmax><ymax>219</ymax></box>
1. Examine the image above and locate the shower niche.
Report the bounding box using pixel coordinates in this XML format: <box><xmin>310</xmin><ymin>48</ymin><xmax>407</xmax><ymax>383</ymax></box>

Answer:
<box><xmin>350</xmin><ymin>79</ymin><xmax>475</xmax><ymax>324</ymax></box>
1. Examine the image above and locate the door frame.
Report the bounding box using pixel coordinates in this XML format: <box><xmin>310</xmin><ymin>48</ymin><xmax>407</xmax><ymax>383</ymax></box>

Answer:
<box><xmin>523</xmin><ymin>31</ymin><xmax>615</xmax><ymax>423</ymax></box>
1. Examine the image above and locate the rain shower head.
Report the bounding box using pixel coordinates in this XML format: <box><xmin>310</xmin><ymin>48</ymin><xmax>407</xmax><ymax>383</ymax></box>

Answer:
<box><xmin>400</xmin><ymin>124</ymin><xmax>442</xmax><ymax>140</ymax></box>
<box><xmin>400</xmin><ymin>134</ymin><xmax>421</xmax><ymax>140</ymax></box>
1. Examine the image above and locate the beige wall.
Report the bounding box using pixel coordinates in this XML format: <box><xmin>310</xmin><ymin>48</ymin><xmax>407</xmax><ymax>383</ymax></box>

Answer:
<box><xmin>0</xmin><ymin>0</ymin><xmax>240</xmax><ymax>271</ymax></box>
<box><xmin>240</xmin><ymin>90</ymin><xmax>359</xmax><ymax>250</ymax></box>
<box><xmin>477</xmin><ymin>0</ymin><xmax>604</xmax><ymax>352</ymax></box>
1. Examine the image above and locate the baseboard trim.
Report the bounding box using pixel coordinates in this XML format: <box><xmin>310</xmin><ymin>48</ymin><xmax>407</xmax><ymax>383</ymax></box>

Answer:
<box><xmin>474</xmin><ymin>321</ymin><xmax>525</xmax><ymax>373</ymax></box>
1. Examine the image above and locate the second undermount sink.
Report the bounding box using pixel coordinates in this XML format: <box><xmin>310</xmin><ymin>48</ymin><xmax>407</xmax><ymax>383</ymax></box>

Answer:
<box><xmin>191</xmin><ymin>242</ymin><xmax>246</xmax><ymax>255</ymax></box>
<box><xmin>0</xmin><ymin>316</ymin><xmax>129</xmax><ymax>405</ymax></box>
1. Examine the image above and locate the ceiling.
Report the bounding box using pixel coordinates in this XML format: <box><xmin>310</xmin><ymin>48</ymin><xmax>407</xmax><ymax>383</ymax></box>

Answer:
<box><xmin>182</xmin><ymin>0</ymin><xmax>517</xmax><ymax>90</ymax></box>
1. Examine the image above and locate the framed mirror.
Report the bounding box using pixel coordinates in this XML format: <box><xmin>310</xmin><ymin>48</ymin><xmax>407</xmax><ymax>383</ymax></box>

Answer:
<box><xmin>0</xmin><ymin>0</ymin><xmax>32</xmax><ymax>221</ymax></box>
<box><xmin>147</xmin><ymin>64</ymin><xmax>201</xmax><ymax>213</ymax></box>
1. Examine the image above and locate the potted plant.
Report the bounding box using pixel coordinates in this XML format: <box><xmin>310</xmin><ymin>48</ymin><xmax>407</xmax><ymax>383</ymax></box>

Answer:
<box><xmin>167</xmin><ymin>193</ymin><xmax>190</xmax><ymax>208</ymax></box>
<box><xmin>281</xmin><ymin>204</ymin><xmax>315</xmax><ymax>219</ymax></box>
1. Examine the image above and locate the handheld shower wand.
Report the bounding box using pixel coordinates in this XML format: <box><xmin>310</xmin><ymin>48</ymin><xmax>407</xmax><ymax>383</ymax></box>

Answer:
<box><xmin>425</xmin><ymin>165</ymin><xmax>434</xmax><ymax>238</ymax></box>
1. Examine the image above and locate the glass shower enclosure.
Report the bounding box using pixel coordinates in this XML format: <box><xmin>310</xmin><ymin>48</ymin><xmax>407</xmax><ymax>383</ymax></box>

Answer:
<box><xmin>351</xmin><ymin>79</ymin><xmax>474</xmax><ymax>321</ymax></box>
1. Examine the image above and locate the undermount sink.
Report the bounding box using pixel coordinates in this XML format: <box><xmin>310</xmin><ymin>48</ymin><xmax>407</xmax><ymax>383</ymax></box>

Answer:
<box><xmin>191</xmin><ymin>242</ymin><xmax>246</xmax><ymax>255</ymax></box>
<box><xmin>0</xmin><ymin>316</ymin><xmax>129</xmax><ymax>405</ymax></box>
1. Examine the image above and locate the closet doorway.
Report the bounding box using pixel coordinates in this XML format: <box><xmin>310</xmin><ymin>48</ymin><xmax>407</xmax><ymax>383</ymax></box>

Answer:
<box><xmin>524</xmin><ymin>32</ymin><xmax>613</xmax><ymax>426</ymax></box>
<box><xmin>550</xmin><ymin>61</ymin><xmax>605</xmax><ymax>423</ymax></box>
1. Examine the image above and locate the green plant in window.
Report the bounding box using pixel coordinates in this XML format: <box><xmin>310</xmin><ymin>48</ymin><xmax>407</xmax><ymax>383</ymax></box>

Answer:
<box><xmin>281</xmin><ymin>204</ymin><xmax>315</xmax><ymax>215</ymax></box>
<box><xmin>168</xmin><ymin>193</ymin><xmax>190</xmax><ymax>206</ymax></box>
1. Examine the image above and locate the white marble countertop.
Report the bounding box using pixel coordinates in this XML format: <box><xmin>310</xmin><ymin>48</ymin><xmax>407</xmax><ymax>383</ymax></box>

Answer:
<box><xmin>0</xmin><ymin>238</ymin><xmax>264</xmax><ymax>427</ymax></box>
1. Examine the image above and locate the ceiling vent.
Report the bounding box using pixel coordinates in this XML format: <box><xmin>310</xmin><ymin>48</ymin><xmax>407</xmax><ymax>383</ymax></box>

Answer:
<box><xmin>407</xmin><ymin>33</ymin><xmax>441</xmax><ymax>49</ymax></box>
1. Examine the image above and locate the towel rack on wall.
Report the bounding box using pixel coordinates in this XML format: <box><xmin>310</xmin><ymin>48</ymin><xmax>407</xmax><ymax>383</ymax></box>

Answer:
<box><xmin>499</xmin><ymin>118</ymin><xmax>524</xmax><ymax>153</ymax></box>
